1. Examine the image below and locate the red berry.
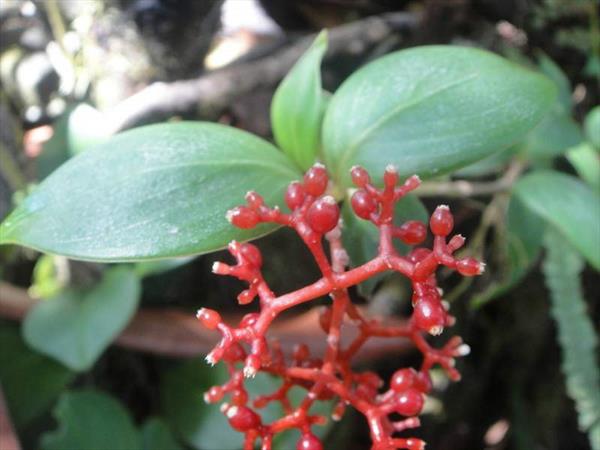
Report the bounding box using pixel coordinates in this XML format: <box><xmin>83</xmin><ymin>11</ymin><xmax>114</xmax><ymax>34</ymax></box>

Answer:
<box><xmin>240</xmin><ymin>243</ymin><xmax>262</xmax><ymax>268</ymax></box>
<box><xmin>429</xmin><ymin>205</ymin><xmax>453</xmax><ymax>236</ymax></box>
<box><xmin>390</xmin><ymin>368</ymin><xmax>417</xmax><ymax>392</ymax></box>
<box><xmin>231</xmin><ymin>389</ymin><xmax>248</xmax><ymax>406</ymax></box>
<box><xmin>240</xmin><ymin>313</ymin><xmax>260</xmax><ymax>328</ymax></box>
<box><xmin>413</xmin><ymin>297</ymin><xmax>446</xmax><ymax>335</ymax></box>
<box><xmin>223</xmin><ymin>343</ymin><xmax>246</xmax><ymax>362</ymax></box>
<box><xmin>303</xmin><ymin>164</ymin><xmax>328</xmax><ymax>196</ymax></box>
<box><xmin>394</xmin><ymin>388</ymin><xmax>424</xmax><ymax>416</ymax></box>
<box><xmin>204</xmin><ymin>386</ymin><xmax>224</xmax><ymax>403</ymax></box>
<box><xmin>237</xmin><ymin>289</ymin><xmax>255</xmax><ymax>305</ymax></box>
<box><xmin>285</xmin><ymin>181</ymin><xmax>306</xmax><ymax>210</ymax></box>
<box><xmin>225</xmin><ymin>405</ymin><xmax>261</xmax><ymax>431</ymax></box>
<box><xmin>196</xmin><ymin>308</ymin><xmax>221</xmax><ymax>330</ymax></box>
<box><xmin>397</xmin><ymin>221</ymin><xmax>427</xmax><ymax>245</ymax></box>
<box><xmin>245</xmin><ymin>191</ymin><xmax>263</xmax><ymax>208</ymax></box>
<box><xmin>297</xmin><ymin>433</ymin><xmax>323</xmax><ymax>450</ymax></box>
<box><xmin>227</xmin><ymin>206</ymin><xmax>260</xmax><ymax>229</ymax></box>
<box><xmin>351</xmin><ymin>190</ymin><xmax>377</xmax><ymax>219</ymax></box>
<box><xmin>350</xmin><ymin>165</ymin><xmax>370</xmax><ymax>188</ymax></box>
<box><xmin>408</xmin><ymin>247</ymin><xmax>431</xmax><ymax>263</ymax></box>
<box><xmin>293</xmin><ymin>343</ymin><xmax>310</xmax><ymax>361</ymax></box>
<box><xmin>306</xmin><ymin>196</ymin><xmax>340</xmax><ymax>234</ymax></box>
<box><xmin>414</xmin><ymin>371</ymin><xmax>433</xmax><ymax>393</ymax></box>
<box><xmin>456</xmin><ymin>257</ymin><xmax>484</xmax><ymax>276</ymax></box>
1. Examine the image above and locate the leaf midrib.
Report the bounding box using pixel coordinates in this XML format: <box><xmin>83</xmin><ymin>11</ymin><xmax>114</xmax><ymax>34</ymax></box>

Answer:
<box><xmin>335</xmin><ymin>73</ymin><xmax>480</xmax><ymax>182</ymax></box>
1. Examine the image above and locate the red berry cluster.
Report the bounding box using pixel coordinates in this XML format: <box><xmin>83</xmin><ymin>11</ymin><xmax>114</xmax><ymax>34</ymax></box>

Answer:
<box><xmin>198</xmin><ymin>164</ymin><xmax>483</xmax><ymax>450</ymax></box>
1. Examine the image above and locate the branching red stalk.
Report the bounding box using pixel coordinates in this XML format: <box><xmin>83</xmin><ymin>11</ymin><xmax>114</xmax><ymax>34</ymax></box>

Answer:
<box><xmin>198</xmin><ymin>164</ymin><xmax>484</xmax><ymax>450</ymax></box>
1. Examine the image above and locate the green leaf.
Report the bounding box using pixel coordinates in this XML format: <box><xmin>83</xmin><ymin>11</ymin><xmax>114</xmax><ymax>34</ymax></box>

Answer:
<box><xmin>29</xmin><ymin>254</ymin><xmax>66</xmax><ymax>299</ymax></box>
<box><xmin>322</xmin><ymin>45</ymin><xmax>556</xmax><ymax>186</ymax></box>
<box><xmin>542</xmin><ymin>229</ymin><xmax>600</xmax><ymax>450</ymax></box>
<box><xmin>567</xmin><ymin>143</ymin><xmax>600</xmax><ymax>192</ymax></box>
<box><xmin>0</xmin><ymin>323</ymin><xmax>74</xmax><ymax>427</ymax></box>
<box><xmin>271</xmin><ymin>31</ymin><xmax>328</xmax><ymax>170</ymax></box>
<box><xmin>522</xmin><ymin>106</ymin><xmax>583</xmax><ymax>159</ymax></box>
<box><xmin>514</xmin><ymin>170</ymin><xmax>600</xmax><ymax>270</ymax></box>
<box><xmin>536</xmin><ymin>52</ymin><xmax>572</xmax><ymax>112</ymax></box>
<box><xmin>141</xmin><ymin>417</ymin><xmax>184</xmax><ymax>450</ymax></box>
<box><xmin>1</xmin><ymin>122</ymin><xmax>301</xmax><ymax>261</ymax></box>
<box><xmin>470</xmin><ymin>195</ymin><xmax>544</xmax><ymax>308</ymax></box>
<box><xmin>585</xmin><ymin>106</ymin><xmax>600</xmax><ymax>150</ymax></box>
<box><xmin>35</xmin><ymin>104</ymin><xmax>110</xmax><ymax>180</ymax></box>
<box><xmin>41</xmin><ymin>390</ymin><xmax>141</xmax><ymax>450</ymax></box>
<box><xmin>23</xmin><ymin>266</ymin><xmax>141</xmax><ymax>371</ymax></box>
<box><xmin>454</xmin><ymin>146</ymin><xmax>516</xmax><ymax>178</ymax></box>
<box><xmin>342</xmin><ymin>194</ymin><xmax>427</xmax><ymax>295</ymax></box>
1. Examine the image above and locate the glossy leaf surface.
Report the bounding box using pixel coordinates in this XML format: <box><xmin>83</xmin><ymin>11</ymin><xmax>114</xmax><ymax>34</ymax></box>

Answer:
<box><xmin>1</xmin><ymin>122</ymin><xmax>300</xmax><ymax>261</ymax></box>
<box><xmin>322</xmin><ymin>46</ymin><xmax>556</xmax><ymax>186</ymax></box>
<box><xmin>514</xmin><ymin>171</ymin><xmax>600</xmax><ymax>270</ymax></box>
<box><xmin>271</xmin><ymin>31</ymin><xmax>328</xmax><ymax>170</ymax></box>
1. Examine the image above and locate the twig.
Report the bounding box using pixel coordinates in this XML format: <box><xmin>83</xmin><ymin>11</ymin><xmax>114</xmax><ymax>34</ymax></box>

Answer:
<box><xmin>0</xmin><ymin>282</ymin><xmax>411</xmax><ymax>362</ymax></box>
<box><xmin>0</xmin><ymin>384</ymin><xmax>21</xmax><ymax>450</ymax></box>
<box><xmin>417</xmin><ymin>159</ymin><xmax>525</xmax><ymax>198</ymax></box>
<box><xmin>104</xmin><ymin>11</ymin><xmax>420</xmax><ymax>133</ymax></box>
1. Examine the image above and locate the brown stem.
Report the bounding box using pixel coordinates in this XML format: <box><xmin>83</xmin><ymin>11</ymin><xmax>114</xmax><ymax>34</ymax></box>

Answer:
<box><xmin>0</xmin><ymin>282</ymin><xmax>411</xmax><ymax>362</ymax></box>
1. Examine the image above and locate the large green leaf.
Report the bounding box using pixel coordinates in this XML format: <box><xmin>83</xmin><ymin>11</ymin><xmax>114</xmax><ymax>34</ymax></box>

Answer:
<box><xmin>41</xmin><ymin>390</ymin><xmax>141</xmax><ymax>450</ymax></box>
<box><xmin>322</xmin><ymin>46</ymin><xmax>556</xmax><ymax>186</ymax></box>
<box><xmin>514</xmin><ymin>171</ymin><xmax>600</xmax><ymax>270</ymax></box>
<box><xmin>23</xmin><ymin>266</ymin><xmax>140</xmax><ymax>371</ymax></box>
<box><xmin>271</xmin><ymin>31</ymin><xmax>328</xmax><ymax>170</ymax></box>
<box><xmin>0</xmin><ymin>323</ymin><xmax>74</xmax><ymax>427</ymax></box>
<box><xmin>0</xmin><ymin>122</ymin><xmax>301</xmax><ymax>261</ymax></box>
<box><xmin>543</xmin><ymin>229</ymin><xmax>600</xmax><ymax>450</ymax></box>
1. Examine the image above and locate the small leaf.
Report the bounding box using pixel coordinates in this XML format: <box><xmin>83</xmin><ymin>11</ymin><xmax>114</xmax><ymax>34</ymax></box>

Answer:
<box><xmin>1</xmin><ymin>122</ymin><xmax>301</xmax><ymax>261</ymax></box>
<box><xmin>536</xmin><ymin>51</ymin><xmax>572</xmax><ymax>112</ymax></box>
<box><xmin>342</xmin><ymin>194</ymin><xmax>428</xmax><ymax>295</ymax></box>
<box><xmin>584</xmin><ymin>106</ymin><xmax>600</xmax><ymax>150</ymax></box>
<box><xmin>514</xmin><ymin>170</ymin><xmax>600</xmax><ymax>270</ymax></box>
<box><xmin>141</xmin><ymin>417</ymin><xmax>184</xmax><ymax>450</ymax></box>
<box><xmin>23</xmin><ymin>266</ymin><xmax>141</xmax><ymax>371</ymax></box>
<box><xmin>41</xmin><ymin>390</ymin><xmax>141</xmax><ymax>450</ymax></box>
<box><xmin>29</xmin><ymin>254</ymin><xmax>66</xmax><ymax>299</ymax></box>
<box><xmin>0</xmin><ymin>323</ymin><xmax>74</xmax><ymax>427</ymax></box>
<box><xmin>543</xmin><ymin>229</ymin><xmax>600</xmax><ymax>449</ymax></box>
<box><xmin>271</xmin><ymin>31</ymin><xmax>328</xmax><ymax>170</ymax></box>
<box><xmin>322</xmin><ymin>46</ymin><xmax>556</xmax><ymax>186</ymax></box>
<box><xmin>522</xmin><ymin>106</ymin><xmax>583</xmax><ymax>159</ymax></box>
<box><xmin>567</xmin><ymin>143</ymin><xmax>600</xmax><ymax>192</ymax></box>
